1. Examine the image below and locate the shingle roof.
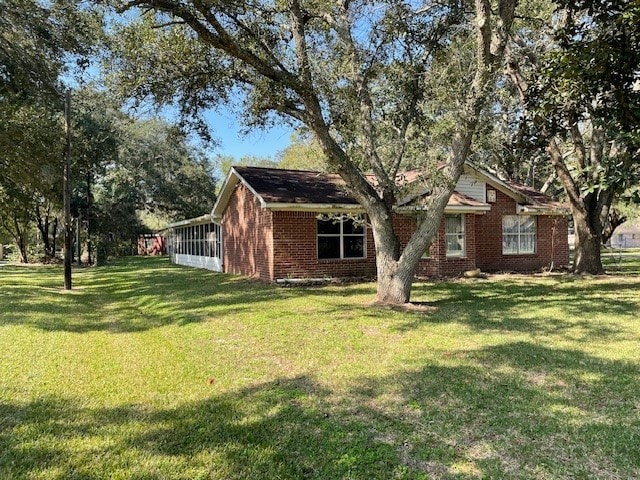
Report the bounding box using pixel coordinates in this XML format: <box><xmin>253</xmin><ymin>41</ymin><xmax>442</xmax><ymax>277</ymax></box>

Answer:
<box><xmin>233</xmin><ymin>166</ymin><xmax>358</xmax><ymax>205</ymax></box>
<box><xmin>211</xmin><ymin>165</ymin><xmax>565</xmax><ymax>219</ymax></box>
<box><xmin>233</xmin><ymin>166</ymin><xmax>493</xmax><ymax>208</ymax></box>
<box><xmin>505</xmin><ymin>180</ymin><xmax>567</xmax><ymax>210</ymax></box>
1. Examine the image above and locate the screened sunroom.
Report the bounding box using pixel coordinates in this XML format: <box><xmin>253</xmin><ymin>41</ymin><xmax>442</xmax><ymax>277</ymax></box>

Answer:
<box><xmin>165</xmin><ymin>214</ymin><xmax>222</xmax><ymax>272</ymax></box>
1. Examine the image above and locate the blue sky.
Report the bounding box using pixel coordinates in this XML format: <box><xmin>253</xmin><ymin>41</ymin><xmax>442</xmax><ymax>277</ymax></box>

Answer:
<box><xmin>205</xmin><ymin>109</ymin><xmax>293</xmax><ymax>160</ymax></box>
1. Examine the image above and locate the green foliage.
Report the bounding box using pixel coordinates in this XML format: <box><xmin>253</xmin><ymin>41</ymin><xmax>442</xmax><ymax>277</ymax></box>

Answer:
<box><xmin>0</xmin><ymin>0</ymin><xmax>102</xmax><ymax>98</ymax></box>
<box><xmin>277</xmin><ymin>132</ymin><xmax>327</xmax><ymax>172</ymax></box>
<box><xmin>0</xmin><ymin>257</ymin><xmax>639</xmax><ymax>477</ymax></box>
<box><xmin>490</xmin><ymin>0</ymin><xmax>640</xmax><ymax>271</ymax></box>
<box><xmin>0</xmin><ymin>100</ymin><xmax>64</xmax><ymax>195</ymax></box>
<box><xmin>107</xmin><ymin>16</ymin><xmax>232</xmax><ymax>140</ymax></box>
<box><xmin>535</xmin><ymin>0</ymin><xmax>640</xmax><ymax>129</ymax></box>
<box><xmin>528</xmin><ymin>0</ymin><xmax>640</xmax><ymax>178</ymax></box>
<box><xmin>0</xmin><ymin>0</ymin><xmax>104</xmax><ymax>262</ymax></box>
<box><xmin>105</xmin><ymin>0</ymin><xmax>506</xmax><ymax>179</ymax></box>
<box><xmin>216</xmin><ymin>154</ymin><xmax>279</xmax><ymax>177</ymax></box>
<box><xmin>0</xmin><ymin>0</ymin><xmax>105</xmax><ymax>188</ymax></box>
<box><xmin>114</xmin><ymin>118</ymin><xmax>219</xmax><ymax>220</ymax></box>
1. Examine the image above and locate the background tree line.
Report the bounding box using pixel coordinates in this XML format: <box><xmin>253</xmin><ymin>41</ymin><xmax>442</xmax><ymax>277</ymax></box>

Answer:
<box><xmin>0</xmin><ymin>0</ymin><xmax>217</xmax><ymax>264</ymax></box>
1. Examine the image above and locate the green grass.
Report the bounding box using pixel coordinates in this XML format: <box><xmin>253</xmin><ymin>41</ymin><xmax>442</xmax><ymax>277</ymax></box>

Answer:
<box><xmin>601</xmin><ymin>248</ymin><xmax>640</xmax><ymax>275</ymax></box>
<box><xmin>1</xmin><ymin>257</ymin><xmax>639</xmax><ymax>479</ymax></box>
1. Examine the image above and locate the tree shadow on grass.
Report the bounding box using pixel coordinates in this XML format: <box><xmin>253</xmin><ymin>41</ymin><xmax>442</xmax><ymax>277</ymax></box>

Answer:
<box><xmin>2</xmin><ymin>343</ymin><xmax>639</xmax><ymax>479</ymax></box>
<box><xmin>351</xmin><ymin>341</ymin><xmax>640</xmax><ymax>478</ymax></box>
<box><xmin>391</xmin><ymin>276</ymin><xmax>640</xmax><ymax>340</ymax></box>
<box><xmin>2</xmin><ymin>257</ymin><xmax>639</xmax><ymax>341</ymax></box>
<box><xmin>0</xmin><ymin>376</ymin><xmax>401</xmax><ymax>479</ymax></box>
<box><xmin>0</xmin><ymin>257</ymin><xmax>299</xmax><ymax>334</ymax></box>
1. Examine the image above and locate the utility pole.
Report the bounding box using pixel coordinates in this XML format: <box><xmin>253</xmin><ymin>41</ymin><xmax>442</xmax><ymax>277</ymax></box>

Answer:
<box><xmin>76</xmin><ymin>214</ymin><xmax>82</xmax><ymax>266</ymax></box>
<box><xmin>63</xmin><ymin>90</ymin><xmax>72</xmax><ymax>290</ymax></box>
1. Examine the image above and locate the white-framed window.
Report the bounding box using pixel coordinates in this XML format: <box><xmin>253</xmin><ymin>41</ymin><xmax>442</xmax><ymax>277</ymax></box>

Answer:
<box><xmin>317</xmin><ymin>215</ymin><xmax>366</xmax><ymax>259</ymax></box>
<box><xmin>503</xmin><ymin>215</ymin><xmax>536</xmax><ymax>254</ymax></box>
<box><xmin>445</xmin><ymin>214</ymin><xmax>465</xmax><ymax>257</ymax></box>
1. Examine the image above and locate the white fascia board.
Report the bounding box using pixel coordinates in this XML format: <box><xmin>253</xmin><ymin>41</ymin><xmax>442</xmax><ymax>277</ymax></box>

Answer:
<box><xmin>211</xmin><ymin>169</ymin><xmax>238</xmax><ymax>220</ymax></box>
<box><xmin>516</xmin><ymin>204</ymin><xmax>570</xmax><ymax>216</ymax></box>
<box><xmin>444</xmin><ymin>205</ymin><xmax>491</xmax><ymax>214</ymax></box>
<box><xmin>265</xmin><ymin>203</ymin><xmax>365</xmax><ymax>213</ymax></box>
<box><xmin>396</xmin><ymin>205</ymin><xmax>490</xmax><ymax>215</ymax></box>
<box><xmin>165</xmin><ymin>214</ymin><xmax>213</xmax><ymax>229</ymax></box>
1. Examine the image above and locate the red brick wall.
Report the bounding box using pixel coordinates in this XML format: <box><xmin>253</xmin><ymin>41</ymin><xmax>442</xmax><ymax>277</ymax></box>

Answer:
<box><xmin>222</xmin><ymin>185</ymin><xmax>568</xmax><ymax>282</ymax></box>
<box><xmin>272</xmin><ymin>211</ymin><xmax>377</xmax><ymax>279</ymax></box>
<box><xmin>475</xmin><ymin>188</ymin><xmax>569</xmax><ymax>272</ymax></box>
<box><xmin>222</xmin><ymin>184</ymin><xmax>274</xmax><ymax>280</ymax></box>
<box><xmin>270</xmin><ymin>211</ymin><xmax>480</xmax><ymax>281</ymax></box>
<box><xmin>392</xmin><ymin>213</ymin><xmax>477</xmax><ymax>277</ymax></box>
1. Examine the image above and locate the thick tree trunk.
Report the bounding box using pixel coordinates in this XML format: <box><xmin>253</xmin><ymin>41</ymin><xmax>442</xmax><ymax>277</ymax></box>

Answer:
<box><xmin>368</xmin><ymin>169</ymin><xmax>458</xmax><ymax>304</ymax></box>
<box><xmin>370</xmin><ymin>220</ymin><xmax>411</xmax><ymax>304</ymax></box>
<box><xmin>573</xmin><ymin>217</ymin><xmax>604</xmax><ymax>274</ymax></box>
<box><xmin>548</xmin><ymin>138</ymin><xmax>605</xmax><ymax>274</ymax></box>
<box><xmin>376</xmin><ymin>256</ymin><xmax>413</xmax><ymax>304</ymax></box>
<box><xmin>567</xmin><ymin>209</ymin><xmax>605</xmax><ymax>275</ymax></box>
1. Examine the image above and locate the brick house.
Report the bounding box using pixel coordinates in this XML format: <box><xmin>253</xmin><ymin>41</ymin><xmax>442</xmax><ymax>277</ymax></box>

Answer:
<box><xmin>165</xmin><ymin>163</ymin><xmax>569</xmax><ymax>281</ymax></box>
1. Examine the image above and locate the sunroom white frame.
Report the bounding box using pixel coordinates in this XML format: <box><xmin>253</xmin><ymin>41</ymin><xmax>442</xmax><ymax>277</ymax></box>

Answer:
<box><xmin>165</xmin><ymin>215</ymin><xmax>223</xmax><ymax>272</ymax></box>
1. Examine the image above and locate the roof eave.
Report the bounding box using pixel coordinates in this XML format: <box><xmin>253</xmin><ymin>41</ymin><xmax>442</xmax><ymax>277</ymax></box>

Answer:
<box><xmin>211</xmin><ymin>167</ymin><xmax>268</xmax><ymax>221</ymax></box>
<box><xmin>516</xmin><ymin>204</ymin><xmax>570</xmax><ymax>216</ymax></box>
<box><xmin>265</xmin><ymin>202</ymin><xmax>365</xmax><ymax>213</ymax></box>
<box><xmin>165</xmin><ymin>214</ymin><xmax>213</xmax><ymax>229</ymax></box>
<box><xmin>395</xmin><ymin>205</ymin><xmax>491</xmax><ymax>214</ymax></box>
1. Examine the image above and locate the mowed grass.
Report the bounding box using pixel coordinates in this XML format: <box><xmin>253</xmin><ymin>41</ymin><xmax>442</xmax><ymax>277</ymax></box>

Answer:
<box><xmin>1</xmin><ymin>257</ymin><xmax>639</xmax><ymax>479</ymax></box>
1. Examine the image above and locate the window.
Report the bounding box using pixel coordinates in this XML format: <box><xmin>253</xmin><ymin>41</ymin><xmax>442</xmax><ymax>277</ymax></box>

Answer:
<box><xmin>445</xmin><ymin>214</ymin><xmax>465</xmax><ymax>257</ymax></box>
<box><xmin>503</xmin><ymin>215</ymin><xmax>536</xmax><ymax>254</ymax></box>
<box><xmin>317</xmin><ymin>215</ymin><xmax>365</xmax><ymax>259</ymax></box>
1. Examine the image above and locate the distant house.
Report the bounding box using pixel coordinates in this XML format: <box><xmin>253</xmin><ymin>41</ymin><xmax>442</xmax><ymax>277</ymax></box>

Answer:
<box><xmin>164</xmin><ymin>163</ymin><xmax>569</xmax><ymax>281</ymax></box>
<box><xmin>610</xmin><ymin>221</ymin><xmax>640</xmax><ymax>249</ymax></box>
<box><xmin>137</xmin><ymin>234</ymin><xmax>167</xmax><ymax>256</ymax></box>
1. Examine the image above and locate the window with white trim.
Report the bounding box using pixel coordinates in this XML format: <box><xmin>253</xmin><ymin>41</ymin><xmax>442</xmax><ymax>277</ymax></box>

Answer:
<box><xmin>503</xmin><ymin>215</ymin><xmax>536</xmax><ymax>254</ymax></box>
<box><xmin>445</xmin><ymin>214</ymin><xmax>465</xmax><ymax>257</ymax></box>
<box><xmin>317</xmin><ymin>215</ymin><xmax>365</xmax><ymax>259</ymax></box>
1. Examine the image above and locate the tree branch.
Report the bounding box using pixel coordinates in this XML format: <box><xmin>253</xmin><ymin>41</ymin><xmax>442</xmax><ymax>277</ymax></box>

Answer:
<box><xmin>568</xmin><ymin>116</ymin><xmax>587</xmax><ymax>171</ymax></box>
<box><xmin>331</xmin><ymin>5</ymin><xmax>394</xmax><ymax>206</ymax></box>
<box><xmin>548</xmin><ymin>137</ymin><xmax>584</xmax><ymax>212</ymax></box>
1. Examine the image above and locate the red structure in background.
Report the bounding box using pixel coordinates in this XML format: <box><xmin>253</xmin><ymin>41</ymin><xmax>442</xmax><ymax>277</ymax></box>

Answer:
<box><xmin>137</xmin><ymin>234</ymin><xmax>167</xmax><ymax>256</ymax></box>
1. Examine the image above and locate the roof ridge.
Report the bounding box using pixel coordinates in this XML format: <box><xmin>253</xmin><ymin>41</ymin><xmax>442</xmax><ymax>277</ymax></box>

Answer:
<box><xmin>233</xmin><ymin>165</ymin><xmax>327</xmax><ymax>174</ymax></box>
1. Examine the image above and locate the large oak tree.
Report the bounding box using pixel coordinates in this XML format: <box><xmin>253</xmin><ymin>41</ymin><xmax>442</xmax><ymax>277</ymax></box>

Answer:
<box><xmin>505</xmin><ymin>0</ymin><xmax>640</xmax><ymax>274</ymax></box>
<box><xmin>108</xmin><ymin>0</ymin><xmax>517</xmax><ymax>303</ymax></box>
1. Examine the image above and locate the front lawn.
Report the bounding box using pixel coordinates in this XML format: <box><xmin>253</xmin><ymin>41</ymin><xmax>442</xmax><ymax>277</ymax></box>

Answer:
<box><xmin>1</xmin><ymin>257</ymin><xmax>639</xmax><ymax>479</ymax></box>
